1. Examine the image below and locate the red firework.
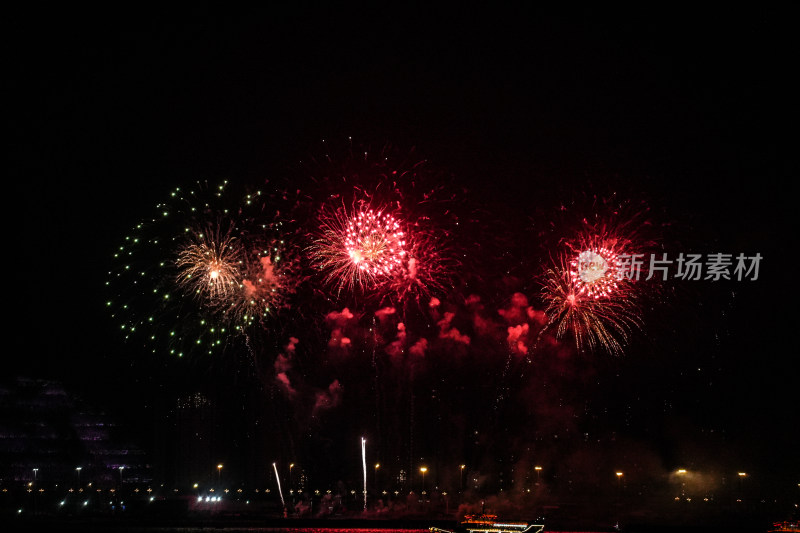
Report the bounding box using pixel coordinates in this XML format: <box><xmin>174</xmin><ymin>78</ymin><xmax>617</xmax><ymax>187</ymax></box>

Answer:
<box><xmin>378</xmin><ymin>228</ymin><xmax>459</xmax><ymax>304</ymax></box>
<box><xmin>557</xmin><ymin>193</ymin><xmax>658</xmax><ymax>300</ymax></box>
<box><xmin>542</xmin><ymin>203</ymin><xmax>658</xmax><ymax>354</ymax></box>
<box><xmin>312</xmin><ymin>204</ymin><xmax>408</xmax><ymax>293</ymax></box>
<box><xmin>542</xmin><ymin>257</ymin><xmax>642</xmax><ymax>355</ymax></box>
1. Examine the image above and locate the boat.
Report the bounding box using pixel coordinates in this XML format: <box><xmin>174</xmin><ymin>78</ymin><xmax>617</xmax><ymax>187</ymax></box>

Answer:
<box><xmin>431</xmin><ymin>512</ymin><xmax>545</xmax><ymax>533</ymax></box>
<box><xmin>768</xmin><ymin>521</ymin><xmax>800</xmax><ymax>532</ymax></box>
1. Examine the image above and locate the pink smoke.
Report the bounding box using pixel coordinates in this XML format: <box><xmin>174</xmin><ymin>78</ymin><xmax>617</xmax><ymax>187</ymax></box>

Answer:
<box><xmin>275</xmin><ymin>372</ymin><xmax>296</xmax><ymax>397</ymax></box>
<box><xmin>326</xmin><ymin>308</ymin><xmax>356</xmax><ymax>349</ymax></box>
<box><xmin>409</xmin><ymin>338</ymin><xmax>428</xmax><ymax>361</ymax></box>
<box><xmin>274</xmin><ymin>337</ymin><xmax>300</xmax><ymax>395</ymax></box>
<box><xmin>438</xmin><ymin>311</ymin><xmax>470</xmax><ymax>345</ymax></box>
<box><xmin>312</xmin><ymin>379</ymin><xmax>343</xmax><ymax>416</ymax></box>
<box><xmin>498</xmin><ymin>292</ymin><xmax>533</xmax><ymax>324</ymax></box>
<box><xmin>385</xmin><ymin>322</ymin><xmax>407</xmax><ymax>361</ymax></box>
<box><xmin>507</xmin><ymin>323</ymin><xmax>529</xmax><ymax>355</ymax></box>
<box><xmin>375</xmin><ymin>306</ymin><xmax>396</xmax><ymax>323</ymax></box>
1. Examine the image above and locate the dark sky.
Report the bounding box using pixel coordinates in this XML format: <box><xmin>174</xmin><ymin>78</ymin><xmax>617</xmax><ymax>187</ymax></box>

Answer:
<box><xmin>7</xmin><ymin>5</ymin><xmax>797</xmax><ymax>500</ymax></box>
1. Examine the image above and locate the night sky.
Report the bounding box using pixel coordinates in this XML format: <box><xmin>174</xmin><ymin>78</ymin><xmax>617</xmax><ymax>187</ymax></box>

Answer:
<box><xmin>7</xmin><ymin>5</ymin><xmax>797</xmax><ymax>517</ymax></box>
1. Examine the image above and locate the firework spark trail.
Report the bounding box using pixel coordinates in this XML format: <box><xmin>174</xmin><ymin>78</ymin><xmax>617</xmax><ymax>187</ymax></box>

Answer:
<box><xmin>272</xmin><ymin>462</ymin><xmax>285</xmax><ymax>508</ymax></box>
<box><xmin>518</xmin><ymin>325</ymin><xmax>549</xmax><ymax>377</ymax></box>
<box><xmin>542</xmin><ymin>261</ymin><xmax>642</xmax><ymax>355</ymax></box>
<box><xmin>371</xmin><ymin>316</ymin><xmax>381</xmax><ymax>455</ymax></box>
<box><xmin>361</xmin><ymin>437</ymin><xmax>367</xmax><ymax>512</ymax></box>
<box><xmin>494</xmin><ymin>346</ymin><xmax>515</xmax><ymax>411</ymax></box>
<box><xmin>495</xmin><ymin>316</ymin><xmax>551</xmax><ymax>408</ymax></box>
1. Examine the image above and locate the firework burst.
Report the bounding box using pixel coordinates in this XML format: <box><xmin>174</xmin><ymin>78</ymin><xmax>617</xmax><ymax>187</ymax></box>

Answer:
<box><xmin>106</xmin><ymin>181</ymin><xmax>298</xmax><ymax>357</ymax></box>
<box><xmin>176</xmin><ymin>226</ymin><xmax>243</xmax><ymax>304</ymax></box>
<box><xmin>280</xmin><ymin>138</ymin><xmax>466</xmax><ymax>305</ymax></box>
<box><xmin>311</xmin><ymin>202</ymin><xmax>408</xmax><ymax>294</ymax></box>
<box><xmin>540</xmin><ymin>221</ymin><xmax>650</xmax><ymax>354</ymax></box>
<box><xmin>542</xmin><ymin>260</ymin><xmax>642</xmax><ymax>355</ymax></box>
<box><xmin>531</xmin><ymin>192</ymin><xmax>663</xmax><ymax>354</ymax></box>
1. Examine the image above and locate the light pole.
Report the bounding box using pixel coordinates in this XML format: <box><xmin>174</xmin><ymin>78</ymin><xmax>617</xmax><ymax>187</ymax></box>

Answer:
<box><xmin>534</xmin><ymin>466</ymin><xmax>542</xmax><ymax>485</ymax></box>
<box><xmin>677</xmin><ymin>469</ymin><xmax>687</xmax><ymax>498</ymax></box>
<box><xmin>289</xmin><ymin>463</ymin><xmax>294</xmax><ymax>490</ymax></box>
<box><xmin>76</xmin><ymin>467</ymin><xmax>82</xmax><ymax>489</ymax></box>
<box><xmin>614</xmin><ymin>471</ymin><xmax>624</xmax><ymax>528</ymax></box>
<box><xmin>460</xmin><ymin>465</ymin><xmax>465</xmax><ymax>491</ymax></box>
<box><xmin>375</xmin><ymin>463</ymin><xmax>380</xmax><ymax>490</ymax></box>
<box><xmin>420</xmin><ymin>467</ymin><xmax>428</xmax><ymax>512</ymax></box>
<box><xmin>217</xmin><ymin>464</ymin><xmax>223</xmax><ymax>487</ymax></box>
<box><xmin>737</xmin><ymin>472</ymin><xmax>747</xmax><ymax>501</ymax></box>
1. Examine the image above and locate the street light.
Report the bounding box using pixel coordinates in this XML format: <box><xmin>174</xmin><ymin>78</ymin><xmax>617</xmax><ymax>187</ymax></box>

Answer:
<box><xmin>217</xmin><ymin>464</ymin><xmax>223</xmax><ymax>487</ymax></box>
<box><xmin>76</xmin><ymin>467</ymin><xmax>82</xmax><ymax>488</ymax></box>
<box><xmin>677</xmin><ymin>469</ymin><xmax>687</xmax><ymax>497</ymax></box>
<box><xmin>460</xmin><ymin>465</ymin><xmax>466</xmax><ymax>491</ymax></box>
<box><xmin>420</xmin><ymin>467</ymin><xmax>428</xmax><ymax>492</ymax></box>
<box><xmin>534</xmin><ymin>466</ymin><xmax>542</xmax><ymax>485</ymax></box>
<box><xmin>616</xmin><ymin>472</ymin><xmax>623</xmax><ymax>490</ymax></box>
<box><xmin>375</xmin><ymin>463</ymin><xmax>380</xmax><ymax>489</ymax></box>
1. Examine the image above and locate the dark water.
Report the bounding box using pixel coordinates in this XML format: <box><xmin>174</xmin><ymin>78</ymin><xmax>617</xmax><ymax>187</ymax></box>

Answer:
<box><xmin>87</xmin><ymin>529</ymin><xmax>766</xmax><ymax>533</ymax></box>
<box><xmin>3</xmin><ymin>525</ymin><xmax>777</xmax><ymax>533</ymax></box>
<box><xmin>8</xmin><ymin>528</ymin><xmax>430</xmax><ymax>533</ymax></box>
<box><xmin>3</xmin><ymin>513</ymin><xmax>779</xmax><ymax>533</ymax></box>
<box><xmin>148</xmin><ymin>522</ymin><xmax>778</xmax><ymax>533</ymax></box>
